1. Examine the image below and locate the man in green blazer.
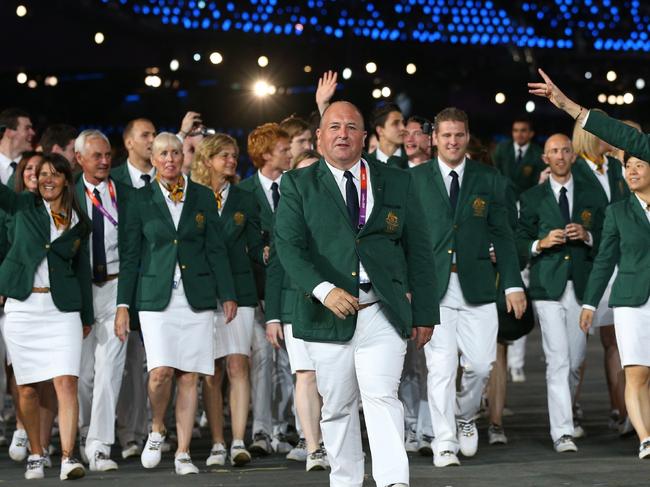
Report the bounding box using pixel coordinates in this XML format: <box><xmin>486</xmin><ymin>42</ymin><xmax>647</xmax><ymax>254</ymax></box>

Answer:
<box><xmin>238</xmin><ymin>123</ymin><xmax>293</xmax><ymax>454</ymax></box>
<box><xmin>516</xmin><ymin>133</ymin><xmax>605</xmax><ymax>452</ymax></box>
<box><xmin>72</xmin><ymin>130</ymin><xmax>138</xmax><ymax>472</ymax></box>
<box><xmin>274</xmin><ymin>101</ymin><xmax>438</xmax><ymax>487</ymax></box>
<box><xmin>110</xmin><ymin>118</ymin><xmax>157</xmax><ymax>188</ymax></box>
<box><xmin>410</xmin><ymin>107</ymin><xmax>526</xmax><ymax>467</ymax></box>
<box><xmin>365</xmin><ymin>103</ymin><xmax>409</xmax><ymax>169</ymax></box>
<box><xmin>493</xmin><ymin>117</ymin><xmax>545</xmax><ymax>196</ymax></box>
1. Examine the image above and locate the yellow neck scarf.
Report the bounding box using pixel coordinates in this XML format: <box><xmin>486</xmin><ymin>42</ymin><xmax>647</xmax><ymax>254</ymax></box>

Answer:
<box><xmin>159</xmin><ymin>175</ymin><xmax>185</xmax><ymax>203</ymax></box>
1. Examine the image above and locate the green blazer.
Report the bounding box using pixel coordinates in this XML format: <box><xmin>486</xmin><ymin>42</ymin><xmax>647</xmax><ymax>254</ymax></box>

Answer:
<box><xmin>274</xmin><ymin>159</ymin><xmax>439</xmax><ymax>342</ymax></box>
<box><xmin>238</xmin><ymin>172</ymin><xmax>274</xmax><ymax>300</ymax></box>
<box><xmin>117</xmin><ymin>179</ymin><xmax>236</xmax><ymax>311</ymax></box>
<box><xmin>367</xmin><ymin>149</ymin><xmax>409</xmax><ymax>169</ymax></box>
<box><xmin>493</xmin><ymin>140</ymin><xmax>545</xmax><ymax>196</ymax></box>
<box><xmin>219</xmin><ymin>184</ymin><xmax>265</xmax><ymax>307</ymax></box>
<box><xmin>110</xmin><ymin>163</ymin><xmax>133</xmax><ymax>187</ymax></box>
<box><xmin>410</xmin><ymin>159</ymin><xmax>523</xmax><ymax>304</ymax></box>
<box><xmin>264</xmin><ymin>243</ymin><xmax>295</xmax><ymax>324</ymax></box>
<box><xmin>572</xmin><ymin>156</ymin><xmax>629</xmax><ymax>206</ymax></box>
<box><xmin>584</xmin><ymin>110</ymin><xmax>650</xmax><ymax>162</ymax></box>
<box><xmin>583</xmin><ymin>194</ymin><xmax>650</xmax><ymax>308</ymax></box>
<box><xmin>516</xmin><ymin>177</ymin><xmax>605</xmax><ymax>301</ymax></box>
<box><xmin>0</xmin><ymin>184</ymin><xmax>94</xmax><ymax>325</ymax></box>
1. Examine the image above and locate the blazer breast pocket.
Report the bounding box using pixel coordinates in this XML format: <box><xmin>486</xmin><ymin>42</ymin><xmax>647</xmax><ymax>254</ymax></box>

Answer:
<box><xmin>470</xmin><ymin>195</ymin><xmax>489</xmax><ymax>218</ymax></box>
<box><xmin>382</xmin><ymin>208</ymin><xmax>403</xmax><ymax>234</ymax></box>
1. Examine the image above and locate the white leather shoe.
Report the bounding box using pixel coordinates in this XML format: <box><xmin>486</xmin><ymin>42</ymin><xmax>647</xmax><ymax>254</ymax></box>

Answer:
<box><xmin>433</xmin><ymin>450</ymin><xmax>460</xmax><ymax>467</ymax></box>
<box><xmin>174</xmin><ymin>452</ymin><xmax>199</xmax><ymax>475</ymax></box>
<box><xmin>9</xmin><ymin>429</ymin><xmax>29</xmax><ymax>462</ymax></box>
<box><xmin>553</xmin><ymin>435</ymin><xmax>578</xmax><ymax>453</ymax></box>
<box><xmin>59</xmin><ymin>457</ymin><xmax>86</xmax><ymax>480</ymax></box>
<box><xmin>205</xmin><ymin>443</ymin><xmax>227</xmax><ymax>466</ymax></box>
<box><xmin>24</xmin><ymin>455</ymin><xmax>45</xmax><ymax>480</ymax></box>
<box><xmin>141</xmin><ymin>432</ymin><xmax>165</xmax><ymax>468</ymax></box>
<box><xmin>457</xmin><ymin>419</ymin><xmax>478</xmax><ymax>457</ymax></box>
<box><xmin>90</xmin><ymin>451</ymin><xmax>118</xmax><ymax>472</ymax></box>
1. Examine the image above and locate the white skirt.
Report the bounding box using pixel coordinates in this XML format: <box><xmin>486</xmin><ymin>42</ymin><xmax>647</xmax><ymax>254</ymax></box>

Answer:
<box><xmin>213</xmin><ymin>305</ymin><xmax>255</xmax><ymax>359</ymax></box>
<box><xmin>614</xmin><ymin>299</ymin><xmax>650</xmax><ymax>367</ymax></box>
<box><xmin>139</xmin><ymin>282</ymin><xmax>215</xmax><ymax>375</ymax></box>
<box><xmin>0</xmin><ymin>311</ymin><xmax>10</xmax><ymax>365</ymax></box>
<box><xmin>592</xmin><ymin>269</ymin><xmax>617</xmax><ymax>328</ymax></box>
<box><xmin>4</xmin><ymin>293</ymin><xmax>82</xmax><ymax>385</ymax></box>
<box><xmin>284</xmin><ymin>323</ymin><xmax>315</xmax><ymax>373</ymax></box>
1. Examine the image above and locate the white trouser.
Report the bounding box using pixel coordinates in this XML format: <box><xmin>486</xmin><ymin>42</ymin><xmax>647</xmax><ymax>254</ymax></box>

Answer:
<box><xmin>415</xmin><ymin>346</ymin><xmax>433</xmax><ymax>440</ymax></box>
<box><xmin>399</xmin><ymin>339</ymin><xmax>423</xmax><ymax>432</ymax></box>
<box><xmin>77</xmin><ymin>280</ymin><xmax>127</xmax><ymax>456</ymax></box>
<box><xmin>116</xmin><ymin>331</ymin><xmax>148</xmax><ymax>448</ymax></box>
<box><xmin>507</xmin><ymin>335</ymin><xmax>527</xmax><ymax>369</ymax></box>
<box><xmin>424</xmin><ymin>273</ymin><xmax>498</xmax><ymax>455</ymax></box>
<box><xmin>251</xmin><ymin>304</ymin><xmax>273</xmax><ymax>436</ymax></box>
<box><xmin>272</xmin><ymin>346</ymin><xmax>294</xmax><ymax>435</ymax></box>
<box><xmin>0</xmin><ymin>312</ymin><xmax>6</xmax><ymax>416</ymax></box>
<box><xmin>306</xmin><ymin>303</ymin><xmax>408</xmax><ymax>487</ymax></box>
<box><xmin>533</xmin><ymin>281</ymin><xmax>586</xmax><ymax>442</ymax></box>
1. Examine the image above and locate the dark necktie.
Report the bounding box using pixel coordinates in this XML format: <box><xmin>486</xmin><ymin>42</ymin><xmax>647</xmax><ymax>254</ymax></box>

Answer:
<box><xmin>343</xmin><ymin>171</ymin><xmax>360</xmax><ymax>227</ymax></box>
<box><xmin>10</xmin><ymin>161</ymin><xmax>17</xmax><ymax>173</ymax></box>
<box><xmin>559</xmin><ymin>186</ymin><xmax>570</xmax><ymax>225</ymax></box>
<box><xmin>140</xmin><ymin>174</ymin><xmax>151</xmax><ymax>185</ymax></box>
<box><xmin>92</xmin><ymin>188</ymin><xmax>107</xmax><ymax>283</ymax></box>
<box><xmin>449</xmin><ymin>170</ymin><xmax>460</xmax><ymax>212</ymax></box>
<box><xmin>516</xmin><ymin>147</ymin><xmax>523</xmax><ymax>164</ymax></box>
<box><xmin>271</xmin><ymin>182</ymin><xmax>280</xmax><ymax>211</ymax></box>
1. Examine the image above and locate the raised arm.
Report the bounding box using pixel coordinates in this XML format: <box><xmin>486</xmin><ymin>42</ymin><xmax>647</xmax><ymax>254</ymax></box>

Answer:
<box><xmin>316</xmin><ymin>70</ymin><xmax>338</xmax><ymax>116</ymax></box>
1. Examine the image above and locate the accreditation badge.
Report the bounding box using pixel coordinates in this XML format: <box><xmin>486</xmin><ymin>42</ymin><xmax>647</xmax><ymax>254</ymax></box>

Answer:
<box><xmin>472</xmin><ymin>197</ymin><xmax>487</xmax><ymax>217</ymax></box>
<box><xmin>195</xmin><ymin>212</ymin><xmax>205</xmax><ymax>229</ymax></box>
<box><xmin>233</xmin><ymin>211</ymin><xmax>246</xmax><ymax>226</ymax></box>
<box><xmin>385</xmin><ymin>211</ymin><xmax>399</xmax><ymax>233</ymax></box>
<box><xmin>580</xmin><ymin>209</ymin><xmax>592</xmax><ymax>229</ymax></box>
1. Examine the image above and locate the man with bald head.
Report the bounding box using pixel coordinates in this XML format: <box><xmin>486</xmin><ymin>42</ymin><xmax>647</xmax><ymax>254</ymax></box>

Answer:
<box><xmin>274</xmin><ymin>101</ymin><xmax>439</xmax><ymax>487</ymax></box>
<box><xmin>516</xmin><ymin>133</ymin><xmax>606</xmax><ymax>453</ymax></box>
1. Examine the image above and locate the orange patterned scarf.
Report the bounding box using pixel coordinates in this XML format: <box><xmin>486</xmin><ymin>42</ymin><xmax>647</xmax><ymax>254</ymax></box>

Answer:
<box><xmin>158</xmin><ymin>175</ymin><xmax>185</xmax><ymax>203</ymax></box>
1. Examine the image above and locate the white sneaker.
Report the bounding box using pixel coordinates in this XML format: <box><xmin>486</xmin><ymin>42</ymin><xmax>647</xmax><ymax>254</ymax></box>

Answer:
<box><xmin>199</xmin><ymin>411</ymin><xmax>208</xmax><ymax>428</ymax></box>
<box><xmin>457</xmin><ymin>419</ymin><xmax>478</xmax><ymax>457</ymax></box>
<box><xmin>25</xmin><ymin>454</ymin><xmax>45</xmax><ymax>480</ymax></box>
<box><xmin>619</xmin><ymin>417</ymin><xmax>634</xmax><ymax>437</ymax></box>
<box><xmin>141</xmin><ymin>432</ymin><xmax>165</xmax><ymax>468</ymax></box>
<box><xmin>249</xmin><ymin>431</ymin><xmax>272</xmax><ymax>456</ymax></box>
<box><xmin>42</xmin><ymin>452</ymin><xmax>53</xmax><ymax>468</ymax></box>
<box><xmin>509</xmin><ymin>367</ymin><xmax>526</xmax><ymax>383</ymax></box>
<box><xmin>90</xmin><ymin>451</ymin><xmax>118</xmax><ymax>472</ymax></box>
<box><xmin>206</xmin><ymin>442</ymin><xmax>227</xmax><ymax>466</ymax></box>
<box><xmin>553</xmin><ymin>435</ymin><xmax>578</xmax><ymax>453</ymax></box>
<box><xmin>174</xmin><ymin>452</ymin><xmax>199</xmax><ymax>475</ymax></box>
<box><xmin>639</xmin><ymin>439</ymin><xmax>650</xmax><ymax>459</ymax></box>
<box><xmin>230</xmin><ymin>443</ymin><xmax>252</xmax><ymax>467</ymax></box>
<box><xmin>121</xmin><ymin>441</ymin><xmax>142</xmax><ymax>459</ymax></box>
<box><xmin>60</xmin><ymin>457</ymin><xmax>86</xmax><ymax>480</ymax></box>
<box><xmin>79</xmin><ymin>435</ymin><xmax>88</xmax><ymax>464</ymax></box>
<box><xmin>433</xmin><ymin>450</ymin><xmax>461</xmax><ymax>467</ymax></box>
<box><xmin>271</xmin><ymin>432</ymin><xmax>292</xmax><ymax>454</ymax></box>
<box><xmin>9</xmin><ymin>429</ymin><xmax>29</xmax><ymax>462</ymax></box>
<box><xmin>286</xmin><ymin>438</ymin><xmax>308</xmax><ymax>461</ymax></box>
<box><xmin>418</xmin><ymin>435</ymin><xmax>433</xmax><ymax>456</ymax></box>
<box><xmin>306</xmin><ymin>447</ymin><xmax>328</xmax><ymax>471</ymax></box>
<box><xmin>404</xmin><ymin>427</ymin><xmax>418</xmax><ymax>453</ymax></box>
<box><xmin>573</xmin><ymin>420</ymin><xmax>586</xmax><ymax>439</ymax></box>
<box><xmin>488</xmin><ymin>424</ymin><xmax>508</xmax><ymax>445</ymax></box>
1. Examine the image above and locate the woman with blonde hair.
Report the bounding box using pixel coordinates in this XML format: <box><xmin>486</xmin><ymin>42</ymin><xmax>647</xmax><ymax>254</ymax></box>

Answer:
<box><xmin>191</xmin><ymin>133</ymin><xmax>265</xmax><ymax>467</ymax></box>
<box><xmin>115</xmin><ymin>132</ymin><xmax>237</xmax><ymax>475</ymax></box>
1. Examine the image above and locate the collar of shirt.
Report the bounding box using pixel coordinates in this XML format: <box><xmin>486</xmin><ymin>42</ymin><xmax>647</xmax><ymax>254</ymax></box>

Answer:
<box><xmin>513</xmin><ymin>142</ymin><xmax>530</xmax><ymax>155</ymax></box>
<box><xmin>158</xmin><ymin>174</ymin><xmax>187</xmax><ymax>203</ymax></box>
<box><xmin>375</xmin><ymin>146</ymin><xmax>402</xmax><ymax>163</ymax></box>
<box><xmin>217</xmin><ymin>182</ymin><xmax>230</xmax><ymax>205</ymax></box>
<box><xmin>257</xmin><ymin>170</ymin><xmax>282</xmax><ymax>193</ymax></box>
<box><xmin>583</xmin><ymin>155</ymin><xmax>609</xmax><ymax>174</ymax></box>
<box><xmin>0</xmin><ymin>152</ymin><xmax>14</xmax><ymax>168</ymax></box>
<box><xmin>324</xmin><ymin>159</ymin><xmax>362</xmax><ymax>185</ymax></box>
<box><xmin>82</xmin><ymin>174</ymin><xmax>109</xmax><ymax>195</ymax></box>
<box><xmin>437</xmin><ymin>157</ymin><xmax>466</xmax><ymax>182</ymax></box>
<box><xmin>42</xmin><ymin>199</ymin><xmax>79</xmax><ymax>229</ymax></box>
<box><xmin>549</xmin><ymin>173</ymin><xmax>574</xmax><ymax>198</ymax></box>
<box><xmin>126</xmin><ymin>159</ymin><xmax>156</xmax><ymax>183</ymax></box>
<box><xmin>635</xmin><ymin>193</ymin><xmax>650</xmax><ymax>213</ymax></box>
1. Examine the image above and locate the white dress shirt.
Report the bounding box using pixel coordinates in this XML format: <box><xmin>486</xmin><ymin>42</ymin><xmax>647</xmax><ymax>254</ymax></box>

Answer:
<box><xmin>257</xmin><ymin>171</ymin><xmax>282</xmax><ymax>213</ymax></box>
<box><xmin>531</xmin><ymin>174</ymin><xmax>592</xmax><ymax>257</ymax></box>
<box><xmin>126</xmin><ymin>159</ymin><xmax>156</xmax><ymax>189</ymax></box>
<box><xmin>375</xmin><ymin>146</ymin><xmax>403</xmax><ymax>164</ymax></box>
<box><xmin>33</xmin><ymin>201</ymin><xmax>79</xmax><ymax>288</ymax></box>
<box><xmin>583</xmin><ymin>155</ymin><xmax>612</xmax><ymax>202</ymax></box>
<box><xmin>83</xmin><ymin>176</ymin><xmax>120</xmax><ymax>276</ymax></box>
<box><xmin>513</xmin><ymin>142</ymin><xmax>530</xmax><ymax>160</ymax></box>
<box><xmin>636</xmin><ymin>193</ymin><xmax>650</xmax><ymax>223</ymax></box>
<box><xmin>312</xmin><ymin>159</ymin><xmax>379</xmax><ymax>305</ymax></box>
<box><xmin>159</xmin><ymin>175</ymin><xmax>187</xmax><ymax>287</ymax></box>
<box><xmin>0</xmin><ymin>152</ymin><xmax>18</xmax><ymax>186</ymax></box>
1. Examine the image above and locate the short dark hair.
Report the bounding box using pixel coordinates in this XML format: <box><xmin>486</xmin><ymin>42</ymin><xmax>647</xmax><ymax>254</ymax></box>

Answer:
<box><xmin>512</xmin><ymin>117</ymin><xmax>533</xmax><ymax>130</ymax></box>
<box><xmin>123</xmin><ymin>117</ymin><xmax>155</xmax><ymax>142</ymax></box>
<box><xmin>370</xmin><ymin>102</ymin><xmax>402</xmax><ymax>137</ymax></box>
<box><xmin>39</xmin><ymin>124</ymin><xmax>78</xmax><ymax>152</ymax></box>
<box><xmin>406</xmin><ymin>115</ymin><xmax>432</xmax><ymax>133</ymax></box>
<box><xmin>0</xmin><ymin>107</ymin><xmax>31</xmax><ymax>132</ymax></box>
<box><xmin>279</xmin><ymin>116</ymin><xmax>310</xmax><ymax>140</ymax></box>
<box><xmin>623</xmin><ymin>152</ymin><xmax>650</xmax><ymax>167</ymax></box>
<box><xmin>434</xmin><ymin>107</ymin><xmax>469</xmax><ymax>133</ymax></box>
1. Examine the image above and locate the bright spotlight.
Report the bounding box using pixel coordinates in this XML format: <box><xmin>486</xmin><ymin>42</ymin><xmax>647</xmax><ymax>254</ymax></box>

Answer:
<box><xmin>636</xmin><ymin>78</ymin><xmax>645</xmax><ymax>90</ymax></box>
<box><xmin>616</xmin><ymin>95</ymin><xmax>624</xmax><ymax>105</ymax></box>
<box><xmin>607</xmin><ymin>95</ymin><xmax>616</xmax><ymax>105</ymax></box>
<box><xmin>304</xmin><ymin>65</ymin><xmax>312</xmax><ymax>73</ymax></box>
<box><xmin>372</xmin><ymin>88</ymin><xmax>381</xmax><ymax>99</ymax></box>
<box><xmin>495</xmin><ymin>92</ymin><xmax>506</xmax><ymax>104</ymax></box>
<box><xmin>365</xmin><ymin>62</ymin><xmax>377</xmax><ymax>74</ymax></box>
<box><xmin>44</xmin><ymin>76</ymin><xmax>58</xmax><ymax>87</ymax></box>
<box><xmin>342</xmin><ymin>68</ymin><xmax>352</xmax><ymax>80</ymax></box>
<box><xmin>406</xmin><ymin>63</ymin><xmax>417</xmax><ymax>75</ymax></box>
<box><xmin>584</xmin><ymin>71</ymin><xmax>592</xmax><ymax>80</ymax></box>
<box><xmin>193</xmin><ymin>53</ymin><xmax>201</xmax><ymax>62</ymax></box>
<box><xmin>258</xmin><ymin>56</ymin><xmax>269</xmax><ymax>67</ymax></box>
<box><xmin>17</xmin><ymin>72</ymin><xmax>27</xmax><ymax>84</ymax></box>
<box><xmin>525</xmin><ymin>101</ymin><xmax>535</xmax><ymax>113</ymax></box>
<box><xmin>253</xmin><ymin>80</ymin><xmax>270</xmax><ymax>97</ymax></box>
<box><xmin>623</xmin><ymin>92</ymin><xmax>634</xmax><ymax>104</ymax></box>
<box><xmin>209</xmin><ymin>52</ymin><xmax>223</xmax><ymax>64</ymax></box>
<box><xmin>94</xmin><ymin>32</ymin><xmax>105</xmax><ymax>44</ymax></box>
<box><xmin>27</xmin><ymin>80</ymin><xmax>37</xmax><ymax>89</ymax></box>
<box><xmin>16</xmin><ymin>5</ymin><xmax>27</xmax><ymax>17</ymax></box>
<box><xmin>606</xmin><ymin>70</ymin><xmax>617</xmax><ymax>82</ymax></box>
<box><xmin>597</xmin><ymin>93</ymin><xmax>607</xmax><ymax>103</ymax></box>
<box><xmin>169</xmin><ymin>59</ymin><xmax>180</xmax><ymax>71</ymax></box>
<box><xmin>381</xmin><ymin>86</ymin><xmax>391</xmax><ymax>98</ymax></box>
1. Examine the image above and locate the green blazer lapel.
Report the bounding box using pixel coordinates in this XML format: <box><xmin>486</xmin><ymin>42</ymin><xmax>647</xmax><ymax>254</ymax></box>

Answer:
<box><xmin>317</xmin><ymin>160</ymin><xmax>356</xmax><ymax>232</ymax></box>
<box><xmin>75</xmin><ymin>178</ymin><xmax>88</xmax><ymax>218</ymax></box>
<box><xmin>358</xmin><ymin>162</ymin><xmax>385</xmax><ymax>236</ymax></box>
<box><xmin>454</xmin><ymin>161</ymin><xmax>477</xmax><ymax>223</ymax></box>
<box><xmin>178</xmin><ymin>179</ymin><xmax>199</xmax><ymax>232</ymax></box>
<box><xmin>541</xmin><ymin>180</ymin><xmax>566</xmax><ymax>227</ymax></box>
<box><xmin>253</xmin><ymin>172</ymin><xmax>273</xmax><ymax>215</ymax></box>
<box><xmin>629</xmin><ymin>194</ymin><xmax>650</xmax><ymax>234</ymax></box>
<box><xmin>430</xmin><ymin>161</ymin><xmax>452</xmax><ymax>214</ymax></box>
<box><xmin>151</xmin><ymin>180</ymin><xmax>176</xmax><ymax>231</ymax></box>
<box><xmin>33</xmin><ymin>202</ymin><xmax>52</xmax><ymax>243</ymax></box>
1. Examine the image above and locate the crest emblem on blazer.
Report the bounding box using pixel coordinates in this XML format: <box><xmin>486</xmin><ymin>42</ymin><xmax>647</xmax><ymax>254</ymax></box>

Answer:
<box><xmin>233</xmin><ymin>211</ymin><xmax>246</xmax><ymax>226</ymax></box>
<box><xmin>472</xmin><ymin>197</ymin><xmax>487</xmax><ymax>217</ymax></box>
<box><xmin>385</xmin><ymin>211</ymin><xmax>399</xmax><ymax>233</ymax></box>
<box><xmin>522</xmin><ymin>165</ymin><xmax>533</xmax><ymax>177</ymax></box>
<box><xmin>72</xmin><ymin>238</ymin><xmax>81</xmax><ymax>253</ymax></box>
<box><xmin>195</xmin><ymin>212</ymin><xmax>205</xmax><ymax>229</ymax></box>
<box><xmin>580</xmin><ymin>209</ymin><xmax>592</xmax><ymax>229</ymax></box>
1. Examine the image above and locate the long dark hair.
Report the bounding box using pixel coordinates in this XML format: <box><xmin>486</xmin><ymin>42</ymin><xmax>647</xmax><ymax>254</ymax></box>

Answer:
<box><xmin>36</xmin><ymin>153</ymin><xmax>85</xmax><ymax>230</ymax></box>
<box><xmin>14</xmin><ymin>150</ymin><xmax>44</xmax><ymax>193</ymax></box>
